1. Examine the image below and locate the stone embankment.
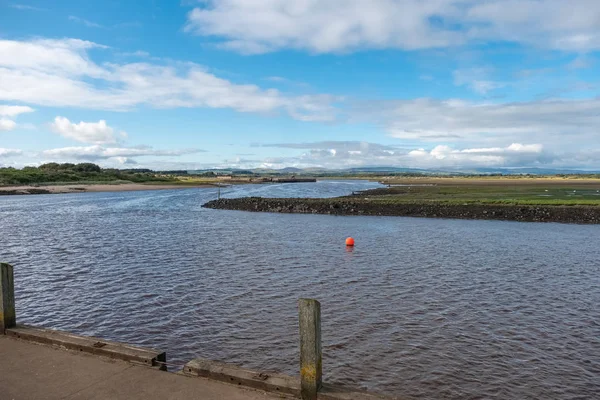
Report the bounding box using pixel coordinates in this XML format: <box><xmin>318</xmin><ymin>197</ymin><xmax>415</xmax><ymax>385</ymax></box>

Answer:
<box><xmin>203</xmin><ymin>197</ymin><xmax>600</xmax><ymax>224</ymax></box>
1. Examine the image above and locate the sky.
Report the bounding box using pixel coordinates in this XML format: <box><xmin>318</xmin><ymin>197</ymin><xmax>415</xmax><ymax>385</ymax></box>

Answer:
<box><xmin>0</xmin><ymin>0</ymin><xmax>599</xmax><ymax>171</ymax></box>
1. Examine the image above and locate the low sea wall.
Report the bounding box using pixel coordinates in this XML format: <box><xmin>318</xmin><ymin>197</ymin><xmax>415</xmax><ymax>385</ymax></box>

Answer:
<box><xmin>203</xmin><ymin>197</ymin><xmax>600</xmax><ymax>224</ymax></box>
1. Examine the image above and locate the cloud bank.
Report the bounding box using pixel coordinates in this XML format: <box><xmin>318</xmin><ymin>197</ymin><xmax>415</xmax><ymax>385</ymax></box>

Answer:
<box><xmin>360</xmin><ymin>97</ymin><xmax>600</xmax><ymax>148</ymax></box>
<box><xmin>186</xmin><ymin>0</ymin><xmax>600</xmax><ymax>54</ymax></box>
<box><xmin>0</xmin><ymin>38</ymin><xmax>338</xmax><ymax>122</ymax></box>
<box><xmin>229</xmin><ymin>141</ymin><xmax>554</xmax><ymax>169</ymax></box>
<box><xmin>42</xmin><ymin>145</ymin><xmax>203</xmax><ymax>161</ymax></box>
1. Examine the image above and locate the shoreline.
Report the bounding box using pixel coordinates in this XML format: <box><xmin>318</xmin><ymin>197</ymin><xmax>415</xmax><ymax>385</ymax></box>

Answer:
<box><xmin>203</xmin><ymin>197</ymin><xmax>600</xmax><ymax>224</ymax></box>
<box><xmin>0</xmin><ymin>183</ymin><xmax>217</xmax><ymax>196</ymax></box>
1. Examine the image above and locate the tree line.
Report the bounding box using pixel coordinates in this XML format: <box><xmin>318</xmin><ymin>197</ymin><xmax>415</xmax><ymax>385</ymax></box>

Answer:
<box><xmin>0</xmin><ymin>163</ymin><xmax>179</xmax><ymax>185</ymax></box>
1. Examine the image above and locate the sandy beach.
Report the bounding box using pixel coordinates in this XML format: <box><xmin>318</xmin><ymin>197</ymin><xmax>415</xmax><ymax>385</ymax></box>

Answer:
<box><xmin>0</xmin><ymin>183</ymin><xmax>216</xmax><ymax>195</ymax></box>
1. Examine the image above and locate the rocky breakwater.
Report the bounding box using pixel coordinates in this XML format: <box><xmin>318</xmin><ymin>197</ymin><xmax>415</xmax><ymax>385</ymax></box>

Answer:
<box><xmin>203</xmin><ymin>197</ymin><xmax>600</xmax><ymax>224</ymax></box>
<box><xmin>0</xmin><ymin>188</ymin><xmax>52</xmax><ymax>195</ymax></box>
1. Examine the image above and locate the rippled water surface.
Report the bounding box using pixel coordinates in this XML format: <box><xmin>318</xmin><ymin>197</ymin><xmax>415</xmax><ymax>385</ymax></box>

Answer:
<box><xmin>1</xmin><ymin>181</ymin><xmax>599</xmax><ymax>399</ymax></box>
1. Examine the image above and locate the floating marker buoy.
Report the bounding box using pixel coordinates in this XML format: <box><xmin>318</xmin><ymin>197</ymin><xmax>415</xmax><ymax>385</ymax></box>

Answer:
<box><xmin>346</xmin><ymin>237</ymin><xmax>355</xmax><ymax>247</ymax></box>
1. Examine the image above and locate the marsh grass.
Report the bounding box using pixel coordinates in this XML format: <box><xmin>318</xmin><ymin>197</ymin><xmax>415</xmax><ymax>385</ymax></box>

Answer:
<box><xmin>352</xmin><ymin>183</ymin><xmax>600</xmax><ymax>206</ymax></box>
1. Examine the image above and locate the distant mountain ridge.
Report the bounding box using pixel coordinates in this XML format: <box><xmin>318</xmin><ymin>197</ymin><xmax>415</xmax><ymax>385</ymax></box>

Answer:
<box><xmin>188</xmin><ymin>166</ymin><xmax>600</xmax><ymax>175</ymax></box>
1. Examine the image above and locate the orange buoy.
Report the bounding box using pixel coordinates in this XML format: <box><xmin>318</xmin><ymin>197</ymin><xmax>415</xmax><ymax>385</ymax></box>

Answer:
<box><xmin>345</xmin><ymin>237</ymin><xmax>355</xmax><ymax>247</ymax></box>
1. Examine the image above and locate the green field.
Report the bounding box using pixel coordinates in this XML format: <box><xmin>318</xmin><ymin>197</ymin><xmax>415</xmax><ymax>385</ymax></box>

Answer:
<box><xmin>357</xmin><ymin>178</ymin><xmax>600</xmax><ymax>206</ymax></box>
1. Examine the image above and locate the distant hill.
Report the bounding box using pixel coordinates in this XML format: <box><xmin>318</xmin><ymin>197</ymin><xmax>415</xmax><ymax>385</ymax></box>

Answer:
<box><xmin>278</xmin><ymin>167</ymin><xmax>304</xmax><ymax>173</ymax></box>
<box><xmin>188</xmin><ymin>166</ymin><xmax>600</xmax><ymax>176</ymax></box>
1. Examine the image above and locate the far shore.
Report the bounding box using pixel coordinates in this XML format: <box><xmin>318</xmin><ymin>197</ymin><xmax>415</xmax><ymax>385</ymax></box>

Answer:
<box><xmin>0</xmin><ymin>183</ymin><xmax>219</xmax><ymax>196</ymax></box>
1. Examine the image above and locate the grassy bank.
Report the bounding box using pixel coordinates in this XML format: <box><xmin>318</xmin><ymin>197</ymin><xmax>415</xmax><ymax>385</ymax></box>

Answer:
<box><xmin>367</xmin><ymin>177</ymin><xmax>600</xmax><ymax>206</ymax></box>
<box><xmin>356</xmin><ymin>185</ymin><xmax>600</xmax><ymax>206</ymax></box>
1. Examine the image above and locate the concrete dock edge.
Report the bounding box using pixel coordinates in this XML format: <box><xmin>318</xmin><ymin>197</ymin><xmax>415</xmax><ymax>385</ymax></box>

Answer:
<box><xmin>183</xmin><ymin>358</ymin><xmax>301</xmax><ymax>397</ymax></box>
<box><xmin>183</xmin><ymin>358</ymin><xmax>395</xmax><ymax>399</ymax></box>
<box><xmin>6</xmin><ymin>325</ymin><xmax>166</xmax><ymax>369</ymax></box>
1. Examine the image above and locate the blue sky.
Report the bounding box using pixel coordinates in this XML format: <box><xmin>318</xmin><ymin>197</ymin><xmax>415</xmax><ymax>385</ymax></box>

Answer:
<box><xmin>0</xmin><ymin>0</ymin><xmax>599</xmax><ymax>170</ymax></box>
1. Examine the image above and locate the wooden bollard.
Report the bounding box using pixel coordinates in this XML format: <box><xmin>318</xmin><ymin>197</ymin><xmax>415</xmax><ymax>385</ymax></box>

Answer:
<box><xmin>298</xmin><ymin>298</ymin><xmax>322</xmax><ymax>400</ymax></box>
<box><xmin>0</xmin><ymin>263</ymin><xmax>16</xmax><ymax>333</ymax></box>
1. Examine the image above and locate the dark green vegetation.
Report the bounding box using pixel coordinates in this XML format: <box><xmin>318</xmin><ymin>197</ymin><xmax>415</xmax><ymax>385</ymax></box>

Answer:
<box><xmin>0</xmin><ymin>163</ymin><xmax>179</xmax><ymax>186</ymax></box>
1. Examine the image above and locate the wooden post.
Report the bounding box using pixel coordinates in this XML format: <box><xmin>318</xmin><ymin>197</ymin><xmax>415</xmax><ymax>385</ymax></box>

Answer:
<box><xmin>298</xmin><ymin>298</ymin><xmax>322</xmax><ymax>400</ymax></box>
<box><xmin>0</xmin><ymin>263</ymin><xmax>16</xmax><ymax>333</ymax></box>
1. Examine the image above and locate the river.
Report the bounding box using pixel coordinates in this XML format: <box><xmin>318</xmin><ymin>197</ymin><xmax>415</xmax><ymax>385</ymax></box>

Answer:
<box><xmin>1</xmin><ymin>181</ymin><xmax>598</xmax><ymax>399</ymax></box>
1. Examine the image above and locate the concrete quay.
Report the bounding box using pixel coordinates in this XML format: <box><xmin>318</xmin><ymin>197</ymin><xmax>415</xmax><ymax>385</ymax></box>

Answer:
<box><xmin>0</xmin><ymin>334</ymin><xmax>285</xmax><ymax>400</ymax></box>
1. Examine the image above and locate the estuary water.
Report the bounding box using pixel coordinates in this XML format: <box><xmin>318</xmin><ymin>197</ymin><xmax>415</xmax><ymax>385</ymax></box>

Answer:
<box><xmin>1</xmin><ymin>180</ymin><xmax>598</xmax><ymax>399</ymax></box>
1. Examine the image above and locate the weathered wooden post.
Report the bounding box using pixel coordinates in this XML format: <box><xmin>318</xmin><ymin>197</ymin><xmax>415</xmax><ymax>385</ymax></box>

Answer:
<box><xmin>299</xmin><ymin>298</ymin><xmax>322</xmax><ymax>400</ymax></box>
<box><xmin>0</xmin><ymin>263</ymin><xmax>16</xmax><ymax>333</ymax></box>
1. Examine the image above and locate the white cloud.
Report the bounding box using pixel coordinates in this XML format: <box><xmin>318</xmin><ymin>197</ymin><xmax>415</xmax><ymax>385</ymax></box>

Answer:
<box><xmin>0</xmin><ymin>148</ymin><xmax>22</xmax><ymax>157</ymax></box>
<box><xmin>0</xmin><ymin>105</ymin><xmax>34</xmax><ymax>117</ymax></box>
<box><xmin>266</xmin><ymin>76</ymin><xmax>287</xmax><ymax>83</ymax></box>
<box><xmin>0</xmin><ymin>38</ymin><xmax>107</xmax><ymax>77</ymax></box>
<box><xmin>453</xmin><ymin>68</ymin><xmax>505</xmax><ymax>95</ymax></box>
<box><xmin>42</xmin><ymin>145</ymin><xmax>203</xmax><ymax>161</ymax></box>
<box><xmin>261</xmin><ymin>141</ymin><xmax>397</xmax><ymax>152</ymax></box>
<box><xmin>0</xmin><ymin>38</ymin><xmax>338</xmax><ymax>122</ymax></box>
<box><xmin>0</xmin><ymin>105</ymin><xmax>34</xmax><ymax>131</ymax></box>
<box><xmin>114</xmin><ymin>21</ymin><xmax>143</xmax><ymax>29</ymax></box>
<box><xmin>119</xmin><ymin>50</ymin><xmax>150</xmax><ymax>57</ymax></box>
<box><xmin>568</xmin><ymin>56</ymin><xmax>592</xmax><ymax>70</ymax></box>
<box><xmin>112</xmin><ymin>157</ymin><xmax>138</xmax><ymax>165</ymax></box>
<box><xmin>360</xmin><ymin>97</ymin><xmax>600</xmax><ymax>147</ymax></box>
<box><xmin>50</xmin><ymin>117</ymin><xmax>125</xmax><ymax>144</ymax></box>
<box><xmin>185</xmin><ymin>0</ymin><xmax>600</xmax><ymax>54</ymax></box>
<box><xmin>185</xmin><ymin>0</ymin><xmax>462</xmax><ymax>54</ymax></box>
<box><xmin>408</xmin><ymin>143</ymin><xmax>548</xmax><ymax>167</ymax></box>
<box><xmin>0</xmin><ymin>118</ymin><xmax>17</xmax><ymax>131</ymax></box>
<box><xmin>68</xmin><ymin>15</ymin><xmax>104</xmax><ymax>28</ymax></box>
<box><xmin>10</xmin><ymin>4</ymin><xmax>44</xmax><ymax>11</ymax></box>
